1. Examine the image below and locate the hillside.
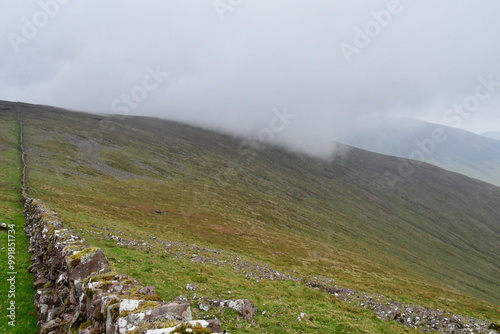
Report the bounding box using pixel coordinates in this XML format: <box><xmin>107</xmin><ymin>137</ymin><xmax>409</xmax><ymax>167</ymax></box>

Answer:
<box><xmin>2</xmin><ymin>100</ymin><xmax>499</xmax><ymax>332</ymax></box>
<box><xmin>483</xmin><ymin>131</ymin><xmax>500</xmax><ymax>141</ymax></box>
<box><xmin>344</xmin><ymin>118</ymin><xmax>500</xmax><ymax>187</ymax></box>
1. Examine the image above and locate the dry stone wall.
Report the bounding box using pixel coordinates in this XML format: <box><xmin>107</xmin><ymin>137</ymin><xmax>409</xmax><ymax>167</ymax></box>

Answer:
<box><xmin>22</xmin><ymin>196</ymin><xmax>222</xmax><ymax>334</ymax></box>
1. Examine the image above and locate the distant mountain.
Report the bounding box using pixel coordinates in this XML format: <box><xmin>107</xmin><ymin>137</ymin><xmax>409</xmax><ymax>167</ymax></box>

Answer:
<box><xmin>482</xmin><ymin>131</ymin><xmax>500</xmax><ymax>141</ymax></box>
<box><xmin>344</xmin><ymin>118</ymin><xmax>500</xmax><ymax>187</ymax></box>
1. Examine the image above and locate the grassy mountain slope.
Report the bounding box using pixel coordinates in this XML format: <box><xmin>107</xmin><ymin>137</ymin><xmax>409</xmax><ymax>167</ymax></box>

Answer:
<box><xmin>7</xmin><ymin>101</ymin><xmax>500</xmax><ymax>331</ymax></box>
<box><xmin>344</xmin><ymin>118</ymin><xmax>500</xmax><ymax>187</ymax></box>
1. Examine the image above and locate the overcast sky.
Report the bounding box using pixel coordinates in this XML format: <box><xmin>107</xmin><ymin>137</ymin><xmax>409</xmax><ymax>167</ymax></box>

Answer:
<box><xmin>1</xmin><ymin>1</ymin><xmax>499</xmax><ymax>156</ymax></box>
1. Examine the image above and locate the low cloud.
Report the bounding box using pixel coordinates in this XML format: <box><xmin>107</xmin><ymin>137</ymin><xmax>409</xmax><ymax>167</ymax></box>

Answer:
<box><xmin>1</xmin><ymin>0</ymin><xmax>499</xmax><ymax>157</ymax></box>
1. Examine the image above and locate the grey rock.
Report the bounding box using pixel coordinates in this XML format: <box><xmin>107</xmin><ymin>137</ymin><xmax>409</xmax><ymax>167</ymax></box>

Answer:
<box><xmin>174</xmin><ymin>295</ymin><xmax>189</xmax><ymax>303</ymax></box>
<box><xmin>205</xmin><ymin>319</ymin><xmax>222</xmax><ymax>332</ymax></box>
<box><xmin>211</xmin><ymin>299</ymin><xmax>257</xmax><ymax>321</ymax></box>
<box><xmin>39</xmin><ymin>318</ymin><xmax>61</xmax><ymax>333</ymax></box>
<box><xmin>138</xmin><ymin>286</ymin><xmax>157</xmax><ymax>296</ymax></box>
<box><xmin>66</xmin><ymin>247</ymin><xmax>110</xmax><ymax>281</ymax></box>
<box><xmin>199</xmin><ymin>303</ymin><xmax>211</xmax><ymax>312</ymax></box>
<box><xmin>33</xmin><ymin>278</ymin><xmax>49</xmax><ymax>289</ymax></box>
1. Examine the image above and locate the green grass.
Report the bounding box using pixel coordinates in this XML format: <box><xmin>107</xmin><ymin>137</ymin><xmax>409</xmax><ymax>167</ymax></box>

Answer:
<box><xmin>85</xmin><ymin>234</ymin><xmax>422</xmax><ymax>333</ymax></box>
<box><xmin>8</xmin><ymin>100</ymin><xmax>500</xmax><ymax>332</ymax></box>
<box><xmin>0</xmin><ymin>109</ymin><xmax>38</xmax><ymax>333</ymax></box>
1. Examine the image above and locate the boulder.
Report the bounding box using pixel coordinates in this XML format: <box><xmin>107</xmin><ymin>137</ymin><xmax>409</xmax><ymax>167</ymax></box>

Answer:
<box><xmin>66</xmin><ymin>247</ymin><xmax>110</xmax><ymax>281</ymax></box>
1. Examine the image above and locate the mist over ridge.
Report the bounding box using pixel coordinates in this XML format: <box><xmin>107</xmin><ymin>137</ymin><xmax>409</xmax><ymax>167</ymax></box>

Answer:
<box><xmin>1</xmin><ymin>1</ymin><xmax>500</xmax><ymax>160</ymax></box>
